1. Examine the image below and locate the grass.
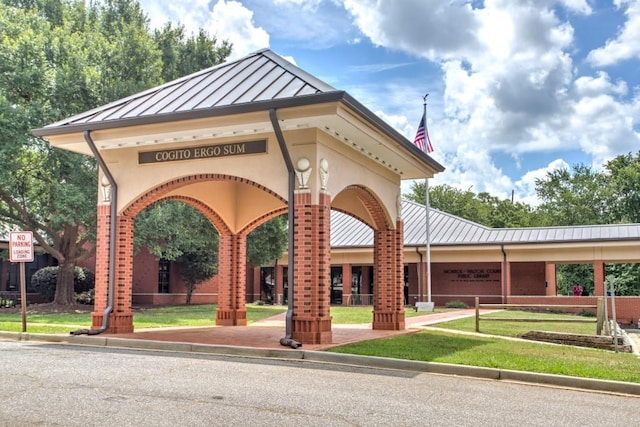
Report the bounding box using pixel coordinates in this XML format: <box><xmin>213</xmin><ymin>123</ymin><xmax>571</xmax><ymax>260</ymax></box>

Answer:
<box><xmin>328</xmin><ymin>328</ymin><xmax>640</xmax><ymax>384</ymax></box>
<box><xmin>328</xmin><ymin>306</ymin><xmax>442</xmax><ymax>324</ymax></box>
<box><xmin>436</xmin><ymin>309</ymin><xmax>600</xmax><ymax>336</ymax></box>
<box><xmin>328</xmin><ymin>309</ymin><xmax>640</xmax><ymax>384</ymax></box>
<box><xmin>1</xmin><ymin>304</ymin><xmax>638</xmax><ymax>384</ymax></box>
<box><xmin>0</xmin><ymin>304</ymin><xmax>288</xmax><ymax>333</ymax></box>
<box><xmin>0</xmin><ymin>304</ymin><xmax>442</xmax><ymax>332</ymax></box>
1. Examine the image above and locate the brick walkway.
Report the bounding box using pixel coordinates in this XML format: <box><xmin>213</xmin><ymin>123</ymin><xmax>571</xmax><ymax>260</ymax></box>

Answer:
<box><xmin>111</xmin><ymin>309</ymin><xmax>480</xmax><ymax>351</ymax></box>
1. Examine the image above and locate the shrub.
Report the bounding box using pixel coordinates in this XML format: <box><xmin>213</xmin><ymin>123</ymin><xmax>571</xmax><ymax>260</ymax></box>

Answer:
<box><xmin>75</xmin><ymin>289</ymin><xmax>95</xmax><ymax>305</ymax></box>
<box><xmin>444</xmin><ymin>300</ymin><xmax>468</xmax><ymax>309</ymax></box>
<box><xmin>31</xmin><ymin>266</ymin><xmax>96</xmax><ymax>302</ymax></box>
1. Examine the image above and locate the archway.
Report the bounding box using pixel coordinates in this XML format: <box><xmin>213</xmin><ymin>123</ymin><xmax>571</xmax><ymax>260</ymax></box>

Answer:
<box><xmin>34</xmin><ymin>49</ymin><xmax>444</xmax><ymax>344</ymax></box>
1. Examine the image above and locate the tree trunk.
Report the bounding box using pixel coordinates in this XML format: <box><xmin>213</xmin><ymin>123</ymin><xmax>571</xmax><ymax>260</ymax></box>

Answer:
<box><xmin>186</xmin><ymin>284</ymin><xmax>193</xmax><ymax>305</ymax></box>
<box><xmin>54</xmin><ymin>260</ymin><xmax>76</xmax><ymax>305</ymax></box>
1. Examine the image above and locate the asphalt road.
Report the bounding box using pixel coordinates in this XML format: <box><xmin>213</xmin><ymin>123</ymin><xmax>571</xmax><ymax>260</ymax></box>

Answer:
<box><xmin>0</xmin><ymin>340</ymin><xmax>637</xmax><ymax>426</ymax></box>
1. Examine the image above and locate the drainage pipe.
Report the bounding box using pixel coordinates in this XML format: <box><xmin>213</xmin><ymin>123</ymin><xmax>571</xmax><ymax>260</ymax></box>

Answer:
<box><xmin>501</xmin><ymin>245</ymin><xmax>507</xmax><ymax>304</ymax></box>
<box><xmin>415</xmin><ymin>247</ymin><xmax>423</xmax><ymax>304</ymax></box>
<box><xmin>269</xmin><ymin>109</ymin><xmax>301</xmax><ymax>349</ymax></box>
<box><xmin>70</xmin><ymin>130</ymin><xmax>115</xmax><ymax>335</ymax></box>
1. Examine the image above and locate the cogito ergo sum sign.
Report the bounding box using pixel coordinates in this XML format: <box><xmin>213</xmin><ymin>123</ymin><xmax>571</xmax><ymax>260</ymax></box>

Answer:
<box><xmin>9</xmin><ymin>231</ymin><xmax>34</xmax><ymax>263</ymax></box>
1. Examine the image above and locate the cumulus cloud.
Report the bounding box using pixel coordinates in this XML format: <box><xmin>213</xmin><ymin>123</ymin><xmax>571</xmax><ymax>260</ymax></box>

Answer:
<box><xmin>135</xmin><ymin>0</ymin><xmax>640</xmax><ymax>205</ymax></box>
<box><xmin>343</xmin><ymin>0</ymin><xmax>640</xmax><ymax>202</ymax></box>
<box><xmin>207</xmin><ymin>0</ymin><xmax>270</xmax><ymax>58</ymax></box>
<box><xmin>138</xmin><ymin>0</ymin><xmax>269</xmax><ymax>58</ymax></box>
<box><xmin>587</xmin><ymin>0</ymin><xmax>640</xmax><ymax>66</ymax></box>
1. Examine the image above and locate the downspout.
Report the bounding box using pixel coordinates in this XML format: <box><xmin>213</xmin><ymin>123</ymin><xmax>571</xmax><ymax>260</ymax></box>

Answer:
<box><xmin>501</xmin><ymin>244</ymin><xmax>507</xmax><ymax>304</ymax></box>
<box><xmin>269</xmin><ymin>108</ymin><xmax>301</xmax><ymax>349</ymax></box>
<box><xmin>415</xmin><ymin>247</ymin><xmax>423</xmax><ymax>304</ymax></box>
<box><xmin>70</xmin><ymin>130</ymin><xmax>115</xmax><ymax>335</ymax></box>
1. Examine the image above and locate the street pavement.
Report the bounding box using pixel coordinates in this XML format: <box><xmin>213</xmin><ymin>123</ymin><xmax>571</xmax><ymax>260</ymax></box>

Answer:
<box><xmin>0</xmin><ymin>340</ymin><xmax>638</xmax><ymax>426</ymax></box>
<box><xmin>1</xmin><ymin>309</ymin><xmax>639</xmax><ymax>397</ymax></box>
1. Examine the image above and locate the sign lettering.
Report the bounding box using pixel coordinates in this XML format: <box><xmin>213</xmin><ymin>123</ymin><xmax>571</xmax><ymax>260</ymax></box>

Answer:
<box><xmin>443</xmin><ymin>268</ymin><xmax>501</xmax><ymax>283</ymax></box>
<box><xmin>9</xmin><ymin>231</ymin><xmax>34</xmax><ymax>263</ymax></box>
<box><xmin>139</xmin><ymin>140</ymin><xmax>266</xmax><ymax>165</ymax></box>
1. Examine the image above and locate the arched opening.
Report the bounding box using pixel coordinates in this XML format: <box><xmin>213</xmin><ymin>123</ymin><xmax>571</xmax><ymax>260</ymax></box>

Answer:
<box><xmin>331</xmin><ymin>185</ymin><xmax>405</xmax><ymax>330</ymax></box>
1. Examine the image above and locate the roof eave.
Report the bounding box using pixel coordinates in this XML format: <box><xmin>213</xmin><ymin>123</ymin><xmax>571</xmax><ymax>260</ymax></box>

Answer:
<box><xmin>33</xmin><ymin>90</ymin><xmax>445</xmax><ymax>175</ymax></box>
<box><xmin>33</xmin><ymin>92</ymin><xmax>348</xmax><ymax>138</ymax></box>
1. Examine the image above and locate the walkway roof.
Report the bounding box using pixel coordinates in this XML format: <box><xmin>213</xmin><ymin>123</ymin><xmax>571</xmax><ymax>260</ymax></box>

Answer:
<box><xmin>331</xmin><ymin>199</ymin><xmax>640</xmax><ymax>247</ymax></box>
<box><xmin>33</xmin><ymin>49</ymin><xmax>443</xmax><ymax>179</ymax></box>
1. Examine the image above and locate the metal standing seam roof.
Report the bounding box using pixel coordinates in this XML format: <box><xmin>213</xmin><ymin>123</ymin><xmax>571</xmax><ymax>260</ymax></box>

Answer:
<box><xmin>33</xmin><ymin>48</ymin><xmax>444</xmax><ymax>176</ymax></box>
<box><xmin>35</xmin><ymin>49</ymin><xmax>337</xmax><ymax>132</ymax></box>
<box><xmin>330</xmin><ymin>199</ymin><xmax>640</xmax><ymax>247</ymax></box>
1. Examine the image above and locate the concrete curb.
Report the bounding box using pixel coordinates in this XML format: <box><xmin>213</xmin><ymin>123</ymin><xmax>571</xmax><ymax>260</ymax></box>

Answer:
<box><xmin>2</xmin><ymin>331</ymin><xmax>640</xmax><ymax>396</ymax></box>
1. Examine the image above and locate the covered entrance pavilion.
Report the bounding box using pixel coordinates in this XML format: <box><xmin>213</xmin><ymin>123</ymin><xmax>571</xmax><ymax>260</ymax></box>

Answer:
<box><xmin>34</xmin><ymin>49</ymin><xmax>444</xmax><ymax>345</ymax></box>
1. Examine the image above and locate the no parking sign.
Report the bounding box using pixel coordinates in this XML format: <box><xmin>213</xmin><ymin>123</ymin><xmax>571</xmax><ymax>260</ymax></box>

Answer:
<box><xmin>9</xmin><ymin>231</ymin><xmax>34</xmax><ymax>263</ymax></box>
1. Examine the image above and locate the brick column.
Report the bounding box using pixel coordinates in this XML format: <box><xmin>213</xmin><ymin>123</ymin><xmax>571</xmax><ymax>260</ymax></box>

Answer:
<box><xmin>594</xmin><ymin>261</ymin><xmax>605</xmax><ymax>296</ymax></box>
<box><xmin>216</xmin><ymin>234</ymin><xmax>247</xmax><ymax>325</ymax></box>
<box><xmin>275</xmin><ymin>264</ymin><xmax>284</xmax><ymax>305</ymax></box>
<box><xmin>291</xmin><ymin>191</ymin><xmax>332</xmax><ymax>344</ymax></box>
<box><xmin>341</xmin><ymin>264</ymin><xmax>352</xmax><ymax>305</ymax></box>
<box><xmin>91</xmin><ymin>205</ymin><xmax>110</xmax><ymax>325</ymax></box>
<box><xmin>92</xmin><ymin>211</ymin><xmax>134</xmax><ymax>333</ymax></box>
<box><xmin>545</xmin><ymin>263</ymin><xmax>557</xmax><ymax>296</ymax></box>
<box><xmin>361</xmin><ymin>266</ymin><xmax>371</xmax><ymax>296</ymax></box>
<box><xmin>372</xmin><ymin>220</ymin><xmax>405</xmax><ymax>330</ymax></box>
<box><xmin>504</xmin><ymin>260</ymin><xmax>512</xmax><ymax>303</ymax></box>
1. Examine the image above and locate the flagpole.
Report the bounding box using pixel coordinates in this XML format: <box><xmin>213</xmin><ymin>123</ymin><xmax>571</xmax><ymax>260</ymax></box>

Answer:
<box><xmin>423</xmin><ymin>94</ymin><xmax>432</xmax><ymax>306</ymax></box>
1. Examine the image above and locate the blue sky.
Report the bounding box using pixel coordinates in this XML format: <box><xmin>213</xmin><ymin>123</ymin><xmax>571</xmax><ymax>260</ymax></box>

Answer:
<box><xmin>138</xmin><ymin>0</ymin><xmax>640</xmax><ymax>205</ymax></box>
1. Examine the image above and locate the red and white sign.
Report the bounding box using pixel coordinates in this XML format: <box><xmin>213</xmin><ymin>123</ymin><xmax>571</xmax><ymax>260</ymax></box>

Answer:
<box><xmin>9</xmin><ymin>231</ymin><xmax>34</xmax><ymax>263</ymax></box>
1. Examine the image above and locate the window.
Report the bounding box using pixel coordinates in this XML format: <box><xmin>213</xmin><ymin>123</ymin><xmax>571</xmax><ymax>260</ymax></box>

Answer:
<box><xmin>158</xmin><ymin>258</ymin><xmax>170</xmax><ymax>293</ymax></box>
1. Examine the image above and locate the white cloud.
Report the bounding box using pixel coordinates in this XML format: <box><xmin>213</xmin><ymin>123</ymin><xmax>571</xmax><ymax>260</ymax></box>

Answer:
<box><xmin>559</xmin><ymin>0</ymin><xmax>593</xmax><ymax>15</ymax></box>
<box><xmin>140</xmin><ymin>0</ymin><xmax>210</xmax><ymax>33</ymax></box>
<box><xmin>514</xmin><ymin>159</ymin><xmax>570</xmax><ymax>206</ymax></box>
<box><xmin>134</xmin><ymin>0</ymin><xmax>640</xmax><ymax>205</ymax></box>
<box><xmin>207</xmin><ymin>0</ymin><xmax>270</xmax><ymax>59</ymax></box>
<box><xmin>342</xmin><ymin>0</ymin><xmax>640</xmax><ymax>204</ymax></box>
<box><xmin>139</xmin><ymin>0</ymin><xmax>269</xmax><ymax>59</ymax></box>
<box><xmin>587</xmin><ymin>0</ymin><xmax>640</xmax><ymax>66</ymax></box>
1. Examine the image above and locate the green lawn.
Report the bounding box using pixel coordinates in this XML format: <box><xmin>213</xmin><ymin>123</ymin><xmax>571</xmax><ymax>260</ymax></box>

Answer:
<box><xmin>0</xmin><ymin>304</ymin><xmax>290</xmax><ymax>333</ymax></box>
<box><xmin>328</xmin><ymin>328</ymin><xmax>640</xmax><ymax>383</ymax></box>
<box><xmin>0</xmin><ymin>304</ymin><xmax>423</xmax><ymax>332</ymax></box>
<box><xmin>328</xmin><ymin>309</ymin><xmax>640</xmax><ymax>384</ymax></box>
<box><xmin>437</xmin><ymin>309</ymin><xmax>600</xmax><ymax>336</ymax></box>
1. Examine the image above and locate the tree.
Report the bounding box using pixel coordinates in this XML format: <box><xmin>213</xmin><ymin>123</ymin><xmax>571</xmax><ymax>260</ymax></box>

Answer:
<box><xmin>404</xmin><ymin>182</ymin><xmax>536</xmax><ymax>228</ymax></box>
<box><xmin>154</xmin><ymin>23</ymin><xmax>231</xmax><ymax>81</ymax></box>
<box><xmin>535</xmin><ymin>164</ymin><xmax>610</xmax><ymax>226</ymax></box>
<box><xmin>134</xmin><ymin>200</ymin><xmax>219</xmax><ymax>305</ymax></box>
<box><xmin>0</xmin><ymin>1</ymin><xmax>102</xmax><ymax>304</ymax></box>
<box><xmin>605</xmin><ymin>151</ymin><xmax>640</xmax><ymax>224</ymax></box>
<box><xmin>176</xmin><ymin>252</ymin><xmax>217</xmax><ymax>305</ymax></box>
<box><xmin>247</xmin><ymin>215</ymin><xmax>288</xmax><ymax>303</ymax></box>
<box><xmin>247</xmin><ymin>215</ymin><xmax>288</xmax><ymax>268</ymax></box>
<box><xmin>0</xmin><ymin>0</ymin><xmax>231</xmax><ymax>304</ymax></box>
<box><xmin>406</xmin><ymin>182</ymin><xmax>489</xmax><ymax>225</ymax></box>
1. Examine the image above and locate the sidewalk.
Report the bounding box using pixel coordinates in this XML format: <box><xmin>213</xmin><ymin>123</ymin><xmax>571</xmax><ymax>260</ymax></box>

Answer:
<box><xmin>109</xmin><ymin>309</ymin><xmax>481</xmax><ymax>351</ymax></box>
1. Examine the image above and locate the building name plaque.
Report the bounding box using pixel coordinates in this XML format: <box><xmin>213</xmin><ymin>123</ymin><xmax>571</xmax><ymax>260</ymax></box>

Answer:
<box><xmin>443</xmin><ymin>268</ymin><xmax>501</xmax><ymax>282</ymax></box>
<box><xmin>138</xmin><ymin>140</ymin><xmax>267</xmax><ymax>164</ymax></box>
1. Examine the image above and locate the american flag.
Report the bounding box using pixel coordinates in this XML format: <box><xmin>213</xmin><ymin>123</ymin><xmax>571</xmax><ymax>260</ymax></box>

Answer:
<box><xmin>413</xmin><ymin>114</ymin><xmax>434</xmax><ymax>153</ymax></box>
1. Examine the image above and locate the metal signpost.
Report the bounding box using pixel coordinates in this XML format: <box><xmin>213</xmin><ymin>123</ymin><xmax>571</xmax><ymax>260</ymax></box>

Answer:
<box><xmin>9</xmin><ymin>231</ymin><xmax>34</xmax><ymax>332</ymax></box>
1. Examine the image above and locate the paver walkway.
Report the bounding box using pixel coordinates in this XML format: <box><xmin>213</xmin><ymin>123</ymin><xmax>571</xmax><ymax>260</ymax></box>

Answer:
<box><xmin>111</xmin><ymin>309</ymin><xmax>482</xmax><ymax>351</ymax></box>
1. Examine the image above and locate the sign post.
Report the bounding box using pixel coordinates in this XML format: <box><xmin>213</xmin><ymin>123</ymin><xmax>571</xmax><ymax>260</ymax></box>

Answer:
<box><xmin>9</xmin><ymin>231</ymin><xmax>34</xmax><ymax>332</ymax></box>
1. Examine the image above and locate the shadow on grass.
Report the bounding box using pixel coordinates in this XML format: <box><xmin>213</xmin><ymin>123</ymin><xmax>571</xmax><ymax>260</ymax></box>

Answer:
<box><xmin>329</xmin><ymin>329</ymin><xmax>493</xmax><ymax>362</ymax></box>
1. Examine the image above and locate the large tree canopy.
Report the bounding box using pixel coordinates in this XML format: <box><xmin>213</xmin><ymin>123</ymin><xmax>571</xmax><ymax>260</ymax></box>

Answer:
<box><xmin>405</xmin><ymin>182</ymin><xmax>536</xmax><ymax>228</ymax></box>
<box><xmin>0</xmin><ymin>0</ymin><xmax>231</xmax><ymax>304</ymax></box>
